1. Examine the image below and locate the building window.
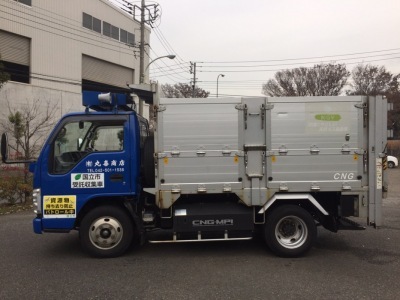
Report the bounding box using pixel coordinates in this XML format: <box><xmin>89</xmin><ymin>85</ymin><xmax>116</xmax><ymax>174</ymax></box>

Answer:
<box><xmin>83</xmin><ymin>13</ymin><xmax>92</xmax><ymax>30</ymax></box>
<box><xmin>103</xmin><ymin>22</ymin><xmax>111</xmax><ymax>37</ymax></box>
<box><xmin>1</xmin><ymin>62</ymin><xmax>29</xmax><ymax>84</ymax></box>
<box><xmin>0</xmin><ymin>30</ymin><xmax>30</xmax><ymax>84</ymax></box>
<box><xmin>93</xmin><ymin>17</ymin><xmax>101</xmax><ymax>34</ymax></box>
<box><xmin>82</xmin><ymin>12</ymin><xmax>135</xmax><ymax>46</ymax></box>
<box><xmin>120</xmin><ymin>29</ymin><xmax>128</xmax><ymax>43</ymax></box>
<box><xmin>111</xmin><ymin>25</ymin><xmax>119</xmax><ymax>41</ymax></box>
<box><xmin>14</xmin><ymin>0</ymin><xmax>32</xmax><ymax>6</ymax></box>
<box><xmin>83</xmin><ymin>13</ymin><xmax>101</xmax><ymax>34</ymax></box>
<box><xmin>127</xmin><ymin>33</ymin><xmax>135</xmax><ymax>46</ymax></box>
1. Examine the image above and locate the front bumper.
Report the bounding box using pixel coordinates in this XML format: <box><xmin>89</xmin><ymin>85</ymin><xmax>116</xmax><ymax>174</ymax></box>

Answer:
<box><xmin>33</xmin><ymin>218</ymin><xmax>43</xmax><ymax>234</ymax></box>
<box><xmin>33</xmin><ymin>216</ymin><xmax>74</xmax><ymax>234</ymax></box>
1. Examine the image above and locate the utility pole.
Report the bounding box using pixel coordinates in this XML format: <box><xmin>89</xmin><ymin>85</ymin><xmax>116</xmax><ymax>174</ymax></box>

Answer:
<box><xmin>132</xmin><ymin>0</ymin><xmax>159</xmax><ymax>115</ymax></box>
<box><xmin>138</xmin><ymin>0</ymin><xmax>145</xmax><ymax>116</ymax></box>
<box><xmin>190</xmin><ymin>62</ymin><xmax>197</xmax><ymax>98</ymax></box>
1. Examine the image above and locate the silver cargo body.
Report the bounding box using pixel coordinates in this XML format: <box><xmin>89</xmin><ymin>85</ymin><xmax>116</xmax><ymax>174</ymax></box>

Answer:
<box><xmin>154</xmin><ymin>95</ymin><xmax>386</xmax><ymax>226</ymax></box>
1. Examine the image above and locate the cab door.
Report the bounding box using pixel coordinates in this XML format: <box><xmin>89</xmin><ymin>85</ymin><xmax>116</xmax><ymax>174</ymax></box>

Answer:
<box><xmin>40</xmin><ymin>115</ymin><xmax>133</xmax><ymax>226</ymax></box>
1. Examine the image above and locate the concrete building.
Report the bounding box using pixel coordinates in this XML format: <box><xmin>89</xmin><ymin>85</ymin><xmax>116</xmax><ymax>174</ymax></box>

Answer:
<box><xmin>0</xmin><ymin>0</ymin><xmax>149</xmax><ymax>122</ymax></box>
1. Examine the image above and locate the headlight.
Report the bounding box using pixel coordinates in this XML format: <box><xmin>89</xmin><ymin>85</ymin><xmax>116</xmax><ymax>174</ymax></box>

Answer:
<box><xmin>32</xmin><ymin>188</ymin><xmax>41</xmax><ymax>215</ymax></box>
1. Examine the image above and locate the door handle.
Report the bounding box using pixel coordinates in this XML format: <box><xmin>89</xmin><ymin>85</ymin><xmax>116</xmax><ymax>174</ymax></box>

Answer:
<box><xmin>110</xmin><ymin>173</ymin><xmax>124</xmax><ymax>182</ymax></box>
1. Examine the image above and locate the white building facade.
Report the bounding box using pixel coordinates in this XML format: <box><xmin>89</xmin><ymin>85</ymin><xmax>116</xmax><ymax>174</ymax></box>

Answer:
<box><xmin>0</xmin><ymin>0</ymin><xmax>149</xmax><ymax>118</ymax></box>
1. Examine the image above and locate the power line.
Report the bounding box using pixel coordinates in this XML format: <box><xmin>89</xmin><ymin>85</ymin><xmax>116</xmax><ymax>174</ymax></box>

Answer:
<box><xmin>150</xmin><ymin>28</ymin><xmax>191</xmax><ymax>80</ymax></box>
<box><xmin>27</xmin><ymin>0</ymin><xmax>139</xmax><ymax>29</ymax></box>
<box><xmin>152</xmin><ymin>62</ymin><xmax>190</xmax><ymax>81</ymax></box>
<box><xmin>150</xmin><ymin>63</ymin><xmax>190</xmax><ymax>75</ymax></box>
<box><xmin>150</xmin><ymin>61</ymin><xmax>183</xmax><ymax>83</ymax></box>
<box><xmin>148</xmin><ymin>14</ymin><xmax>192</xmax><ymax>76</ymax></box>
<box><xmin>199</xmin><ymin>52</ymin><xmax>400</xmax><ymax>69</ymax></box>
<box><xmin>144</xmin><ymin>47</ymin><xmax>186</xmax><ymax>82</ymax></box>
<box><xmin>148</xmin><ymin>48</ymin><xmax>189</xmax><ymax>81</ymax></box>
<box><xmin>200</xmin><ymin>47</ymin><xmax>400</xmax><ymax>64</ymax></box>
<box><xmin>198</xmin><ymin>56</ymin><xmax>400</xmax><ymax>73</ymax></box>
<box><xmin>4</xmin><ymin>66</ymin><xmax>82</xmax><ymax>86</ymax></box>
<box><xmin>153</xmin><ymin>27</ymin><xmax>188</xmax><ymax>65</ymax></box>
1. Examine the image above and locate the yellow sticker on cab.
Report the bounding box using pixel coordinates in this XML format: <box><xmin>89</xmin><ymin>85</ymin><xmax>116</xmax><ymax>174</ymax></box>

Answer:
<box><xmin>43</xmin><ymin>195</ymin><xmax>76</xmax><ymax>218</ymax></box>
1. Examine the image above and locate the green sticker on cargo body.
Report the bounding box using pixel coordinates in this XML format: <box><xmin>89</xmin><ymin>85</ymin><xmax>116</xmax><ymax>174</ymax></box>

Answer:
<box><xmin>315</xmin><ymin>114</ymin><xmax>341</xmax><ymax>121</ymax></box>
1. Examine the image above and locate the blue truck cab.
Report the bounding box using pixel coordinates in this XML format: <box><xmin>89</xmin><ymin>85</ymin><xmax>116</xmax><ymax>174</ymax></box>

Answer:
<box><xmin>30</xmin><ymin>91</ymin><xmax>150</xmax><ymax>257</ymax></box>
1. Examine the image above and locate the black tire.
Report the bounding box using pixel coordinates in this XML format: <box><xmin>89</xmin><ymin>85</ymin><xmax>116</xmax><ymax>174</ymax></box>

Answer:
<box><xmin>388</xmin><ymin>161</ymin><xmax>395</xmax><ymax>169</ymax></box>
<box><xmin>79</xmin><ymin>205</ymin><xmax>134</xmax><ymax>258</ymax></box>
<box><xmin>264</xmin><ymin>205</ymin><xmax>317</xmax><ymax>257</ymax></box>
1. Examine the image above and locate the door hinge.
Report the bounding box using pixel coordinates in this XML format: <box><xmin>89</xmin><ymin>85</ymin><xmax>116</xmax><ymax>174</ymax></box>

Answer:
<box><xmin>235</xmin><ymin>104</ymin><xmax>248</xmax><ymax>129</ymax></box>
<box><xmin>155</xmin><ymin>105</ymin><xmax>166</xmax><ymax>112</ymax></box>
<box><xmin>355</xmin><ymin>102</ymin><xmax>368</xmax><ymax>128</ymax></box>
<box><xmin>155</xmin><ymin>152</ymin><xmax>167</xmax><ymax>159</ymax></box>
<box><xmin>354</xmin><ymin>149</ymin><xmax>366</xmax><ymax>155</ymax></box>
<box><xmin>354</xmin><ymin>103</ymin><xmax>366</xmax><ymax>109</ymax></box>
<box><xmin>264</xmin><ymin>103</ymin><xmax>274</xmax><ymax>110</ymax></box>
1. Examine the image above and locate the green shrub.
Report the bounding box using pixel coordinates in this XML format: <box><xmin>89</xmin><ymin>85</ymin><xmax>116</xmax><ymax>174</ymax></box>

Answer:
<box><xmin>0</xmin><ymin>174</ymin><xmax>32</xmax><ymax>204</ymax></box>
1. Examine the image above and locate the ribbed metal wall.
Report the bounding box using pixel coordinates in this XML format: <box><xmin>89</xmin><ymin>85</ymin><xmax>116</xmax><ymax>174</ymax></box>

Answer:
<box><xmin>0</xmin><ymin>30</ymin><xmax>30</xmax><ymax>65</ymax></box>
<box><xmin>82</xmin><ymin>55</ymin><xmax>134</xmax><ymax>88</ymax></box>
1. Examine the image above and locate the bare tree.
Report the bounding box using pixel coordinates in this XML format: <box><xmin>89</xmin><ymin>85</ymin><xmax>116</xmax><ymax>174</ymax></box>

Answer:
<box><xmin>262</xmin><ymin>63</ymin><xmax>349</xmax><ymax>96</ymax></box>
<box><xmin>347</xmin><ymin>64</ymin><xmax>393</xmax><ymax>96</ymax></box>
<box><xmin>3</xmin><ymin>98</ymin><xmax>59</xmax><ymax>160</ymax></box>
<box><xmin>1</xmin><ymin>98</ymin><xmax>59</xmax><ymax>202</ymax></box>
<box><xmin>161</xmin><ymin>83</ymin><xmax>210</xmax><ymax>98</ymax></box>
<box><xmin>345</xmin><ymin>64</ymin><xmax>400</xmax><ymax>139</ymax></box>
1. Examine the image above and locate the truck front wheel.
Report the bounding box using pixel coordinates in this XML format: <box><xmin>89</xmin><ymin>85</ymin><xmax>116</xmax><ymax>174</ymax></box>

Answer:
<box><xmin>264</xmin><ymin>205</ymin><xmax>316</xmax><ymax>257</ymax></box>
<box><xmin>79</xmin><ymin>205</ymin><xmax>134</xmax><ymax>258</ymax></box>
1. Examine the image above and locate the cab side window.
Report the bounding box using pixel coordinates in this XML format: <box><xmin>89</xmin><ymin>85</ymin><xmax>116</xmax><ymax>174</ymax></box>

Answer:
<box><xmin>86</xmin><ymin>126</ymin><xmax>124</xmax><ymax>151</ymax></box>
<box><xmin>50</xmin><ymin>119</ymin><xmax>125</xmax><ymax>174</ymax></box>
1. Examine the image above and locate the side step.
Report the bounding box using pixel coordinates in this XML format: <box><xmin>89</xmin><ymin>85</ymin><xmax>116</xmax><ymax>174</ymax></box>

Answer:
<box><xmin>149</xmin><ymin>231</ymin><xmax>253</xmax><ymax>244</ymax></box>
<box><xmin>337</xmin><ymin>217</ymin><xmax>366</xmax><ymax>230</ymax></box>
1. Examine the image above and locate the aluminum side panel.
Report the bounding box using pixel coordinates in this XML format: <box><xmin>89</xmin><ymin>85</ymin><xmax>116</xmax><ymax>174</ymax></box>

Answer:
<box><xmin>266</xmin><ymin>97</ymin><xmax>364</xmax><ymax>190</ymax></box>
<box><xmin>156</xmin><ymin>98</ymin><xmax>241</xmax><ymax>187</ymax></box>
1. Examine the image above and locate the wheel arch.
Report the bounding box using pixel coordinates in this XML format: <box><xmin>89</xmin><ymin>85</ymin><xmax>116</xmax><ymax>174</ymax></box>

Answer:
<box><xmin>258</xmin><ymin>193</ymin><xmax>329</xmax><ymax>217</ymax></box>
<box><xmin>75</xmin><ymin>196</ymin><xmax>139</xmax><ymax>230</ymax></box>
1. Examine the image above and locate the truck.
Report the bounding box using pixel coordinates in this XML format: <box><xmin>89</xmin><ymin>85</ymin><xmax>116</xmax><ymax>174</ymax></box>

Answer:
<box><xmin>1</xmin><ymin>83</ymin><xmax>389</xmax><ymax>258</ymax></box>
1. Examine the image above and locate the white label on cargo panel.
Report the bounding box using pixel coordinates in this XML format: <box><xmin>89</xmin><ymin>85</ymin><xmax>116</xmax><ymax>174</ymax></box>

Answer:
<box><xmin>376</xmin><ymin>158</ymin><xmax>382</xmax><ymax>190</ymax></box>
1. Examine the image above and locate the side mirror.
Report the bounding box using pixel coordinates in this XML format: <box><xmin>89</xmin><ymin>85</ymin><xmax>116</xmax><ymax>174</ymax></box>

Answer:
<box><xmin>1</xmin><ymin>133</ymin><xmax>9</xmax><ymax>163</ymax></box>
<box><xmin>1</xmin><ymin>132</ymin><xmax>35</xmax><ymax>164</ymax></box>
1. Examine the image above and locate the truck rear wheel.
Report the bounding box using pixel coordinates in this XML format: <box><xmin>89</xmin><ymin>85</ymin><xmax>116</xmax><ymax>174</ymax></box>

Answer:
<box><xmin>264</xmin><ymin>205</ymin><xmax>316</xmax><ymax>257</ymax></box>
<box><xmin>79</xmin><ymin>205</ymin><xmax>134</xmax><ymax>258</ymax></box>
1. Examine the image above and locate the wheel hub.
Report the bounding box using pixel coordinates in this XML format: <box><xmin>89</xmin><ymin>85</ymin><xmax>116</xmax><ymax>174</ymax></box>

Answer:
<box><xmin>100</xmin><ymin>228</ymin><xmax>112</xmax><ymax>239</ymax></box>
<box><xmin>275</xmin><ymin>215</ymin><xmax>308</xmax><ymax>249</ymax></box>
<box><xmin>89</xmin><ymin>217</ymin><xmax>123</xmax><ymax>250</ymax></box>
<box><xmin>280</xmin><ymin>220</ymin><xmax>296</xmax><ymax>237</ymax></box>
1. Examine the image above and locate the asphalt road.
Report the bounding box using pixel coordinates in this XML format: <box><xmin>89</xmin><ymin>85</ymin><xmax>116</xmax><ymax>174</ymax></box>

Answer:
<box><xmin>1</xmin><ymin>170</ymin><xmax>400</xmax><ymax>300</ymax></box>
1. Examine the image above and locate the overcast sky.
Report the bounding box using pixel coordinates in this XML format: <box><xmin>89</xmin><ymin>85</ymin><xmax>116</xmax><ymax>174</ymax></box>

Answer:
<box><xmin>145</xmin><ymin>0</ymin><xmax>400</xmax><ymax>97</ymax></box>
